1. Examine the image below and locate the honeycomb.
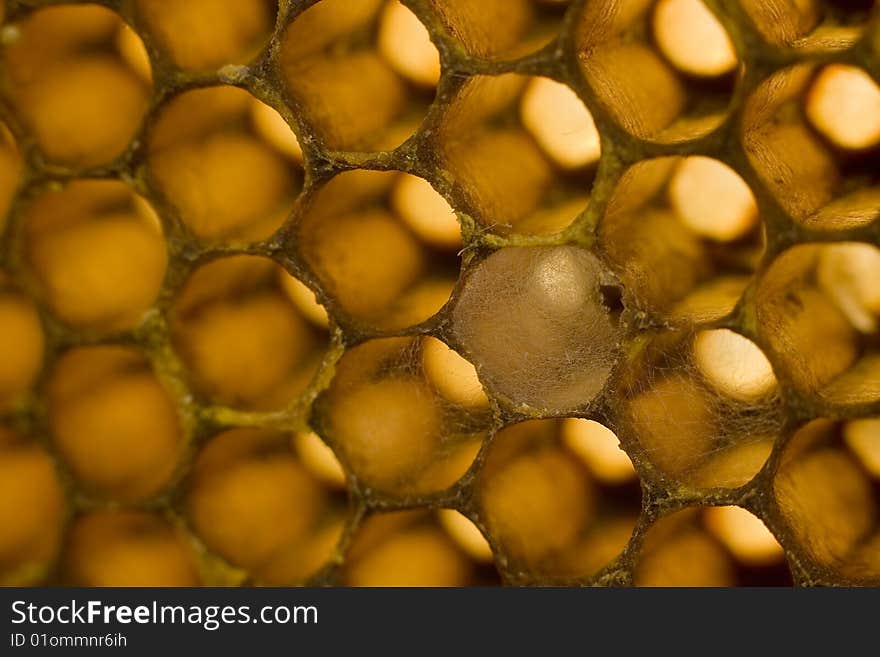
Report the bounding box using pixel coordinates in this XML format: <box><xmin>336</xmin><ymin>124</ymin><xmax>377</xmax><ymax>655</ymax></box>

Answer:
<box><xmin>1</xmin><ymin>0</ymin><xmax>880</xmax><ymax>587</ymax></box>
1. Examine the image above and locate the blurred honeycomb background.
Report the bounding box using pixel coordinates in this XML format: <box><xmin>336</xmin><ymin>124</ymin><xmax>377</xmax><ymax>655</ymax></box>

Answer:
<box><xmin>1</xmin><ymin>0</ymin><xmax>879</xmax><ymax>587</ymax></box>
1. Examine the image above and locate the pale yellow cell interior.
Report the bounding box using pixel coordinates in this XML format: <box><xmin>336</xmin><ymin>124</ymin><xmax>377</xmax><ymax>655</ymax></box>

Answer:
<box><xmin>704</xmin><ymin>506</ymin><xmax>785</xmax><ymax>566</ymax></box>
<box><xmin>560</xmin><ymin>419</ymin><xmax>636</xmax><ymax>485</ymax></box>
<box><xmin>806</xmin><ymin>65</ymin><xmax>880</xmax><ymax>151</ymax></box>
<box><xmin>693</xmin><ymin>329</ymin><xmax>778</xmax><ymax>402</ymax></box>
<box><xmin>378</xmin><ymin>1</ymin><xmax>441</xmax><ymax>88</ymax></box>
<box><xmin>653</xmin><ymin>0</ymin><xmax>737</xmax><ymax>77</ymax></box>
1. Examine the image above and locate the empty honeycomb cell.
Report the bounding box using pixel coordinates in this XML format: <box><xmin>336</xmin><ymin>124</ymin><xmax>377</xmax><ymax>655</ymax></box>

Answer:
<box><xmin>806</xmin><ymin>64</ymin><xmax>880</xmax><ymax>151</ymax></box>
<box><xmin>1</xmin><ymin>4</ymin><xmax>151</xmax><ymax>167</ymax></box>
<box><xmin>0</xmin><ymin>428</ymin><xmax>64</xmax><ymax>585</ymax></box>
<box><xmin>279</xmin><ymin>0</ymin><xmax>436</xmax><ymax>152</ymax></box>
<box><xmin>22</xmin><ymin>180</ymin><xmax>166</xmax><ymax>330</ymax></box>
<box><xmin>774</xmin><ymin>419</ymin><xmax>880</xmax><ymax>582</ymax></box>
<box><xmin>756</xmin><ymin>243</ymin><xmax>880</xmax><ymax>405</ymax></box>
<box><xmin>186</xmin><ymin>428</ymin><xmax>343</xmax><ymax>583</ymax></box>
<box><xmin>47</xmin><ymin>346</ymin><xmax>182</xmax><ymax>502</ymax></box>
<box><xmin>743</xmin><ymin>0</ymin><xmax>875</xmax><ymax>50</ymax></box>
<box><xmin>477</xmin><ymin>420</ymin><xmax>639</xmax><ymax>580</ymax></box>
<box><xmin>452</xmin><ymin>245</ymin><xmax>621</xmax><ymax>412</ymax></box>
<box><xmin>135</xmin><ymin>0</ymin><xmax>276</xmax><ymax>71</ymax></box>
<box><xmin>147</xmin><ymin>86</ymin><xmax>302</xmax><ymax>241</ymax></box>
<box><xmin>438</xmin><ymin>74</ymin><xmax>595</xmax><ymax>236</ymax></box>
<box><xmin>0</xmin><ymin>122</ymin><xmax>22</xmax><ymax>232</ymax></box>
<box><xmin>171</xmin><ymin>256</ymin><xmax>329</xmax><ymax>411</ymax></box>
<box><xmin>616</xmin><ymin>331</ymin><xmax>781</xmax><ymax>488</ymax></box>
<box><xmin>378</xmin><ymin>1</ymin><xmax>441</xmax><ymax>88</ymax></box>
<box><xmin>296</xmin><ymin>170</ymin><xmax>460</xmax><ymax>330</ymax></box>
<box><xmin>652</xmin><ymin>0</ymin><xmax>737</xmax><ymax>77</ymax></box>
<box><xmin>634</xmin><ymin>508</ymin><xmax>791</xmax><ymax>586</ymax></box>
<box><xmin>739</xmin><ymin>0</ymin><xmax>821</xmax><ymax>46</ymax></box>
<box><xmin>575</xmin><ymin>0</ymin><xmax>739</xmax><ymax>143</ymax></box>
<box><xmin>63</xmin><ymin>511</ymin><xmax>201</xmax><ymax>586</ymax></box>
<box><xmin>599</xmin><ymin>157</ymin><xmax>762</xmax><ymax>319</ymax></box>
<box><xmin>344</xmin><ymin>511</ymin><xmax>494</xmax><ymax>586</ymax></box>
<box><xmin>428</xmin><ymin>0</ymin><xmax>569</xmax><ymax>60</ymax></box>
<box><xmin>315</xmin><ymin>337</ymin><xmax>486</xmax><ymax>497</ymax></box>
<box><xmin>744</xmin><ymin>65</ymin><xmax>880</xmax><ymax>231</ymax></box>
<box><xmin>0</xmin><ymin>278</ymin><xmax>43</xmax><ymax>409</ymax></box>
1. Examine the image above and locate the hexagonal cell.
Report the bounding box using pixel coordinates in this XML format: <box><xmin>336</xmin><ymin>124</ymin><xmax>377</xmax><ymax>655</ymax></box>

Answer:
<box><xmin>452</xmin><ymin>245</ymin><xmax>622</xmax><ymax>413</ymax></box>
<box><xmin>0</xmin><ymin>275</ymin><xmax>43</xmax><ymax>410</ymax></box>
<box><xmin>47</xmin><ymin>346</ymin><xmax>182</xmax><ymax>502</ymax></box>
<box><xmin>774</xmin><ymin>419</ymin><xmax>880</xmax><ymax>582</ymax></box>
<box><xmin>756</xmin><ymin>242</ymin><xmax>880</xmax><ymax>406</ymax></box>
<box><xmin>147</xmin><ymin>86</ymin><xmax>303</xmax><ymax>241</ymax></box>
<box><xmin>740</xmin><ymin>0</ymin><xmax>873</xmax><ymax>50</ymax></box>
<box><xmin>437</xmin><ymin>74</ymin><xmax>598</xmax><ymax>236</ymax></box>
<box><xmin>62</xmin><ymin>510</ymin><xmax>201</xmax><ymax>586</ymax></box>
<box><xmin>477</xmin><ymin>419</ymin><xmax>640</xmax><ymax>581</ymax></box>
<box><xmin>615</xmin><ymin>330</ymin><xmax>781</xmax><ymax>488</ymax></box>
<box><xmin>599</xmin><ymin>156</ymin><xmax>762</xmax><ymax>322</ymax></box>
<box><xmin>1</xmin><ymin>4</ymin><xmax>151</xmax><ymax>167</ymax></box>
<box><xmin>135</xmin><ymin>0</ymin><xmax>277</xmax><ymax>70</ymax></box>
<box><xmin>0</xmin><ymin>426</ymin><xmax>65</xmax><ymax>585</ymax></box>
<box><xmin>0</xmin><ymin>121</ymin><xmax>22</xmax><ymax>233</ymax></box>
<box><xmin>743</xmin><ymin>65</ymin><xmax>880</xmax><ymax>231</ymax></box>
<box><xmin>343</xmin><ymin>511</ymin><xmax>498</xmax><ymax>586</ymax></box>
<box><xmin>313</xmin><ymin>336</ymin><xmax>487</xmax><ymax>497</ymax></box>
<box><xmin>297</xmin><ymin>170</ymin><xmax>461</xmax><ymax>331</ymax></box>
<box><xmin>170</xmin><ymin>256</ymin><xmax>330</xmax><ymax>411</ymax></box>
<box><xmin>278</xmin><ymin>0</ymin><xmax>438</xmax><ymax>151</ymax></box>
<box><xmin>185</xmin><ymin>428</ymin><xmax>345</xmax><ymax>584</ymax></box>
<box><xmin>635</xmin><ymin>507</ymin><xmax>790</xmax><ymax>586</ymax></box>
<box><xmin>427</xmin><ymin>0</ymin><xmax>571</xmax><ymax>60</ymax></box>
<box><xmin>574</xmin><ymin>0</ymin><xmax>739</xmax><ymax>142</ymax></box>
<box><xmin>22</xmin><ymin>180</ymin><xmax>166</xmax><ymax>331</ymax></box>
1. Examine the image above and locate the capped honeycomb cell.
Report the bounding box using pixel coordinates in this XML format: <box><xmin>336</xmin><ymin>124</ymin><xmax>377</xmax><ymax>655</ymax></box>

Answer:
<box><xmin>634</xmin><ymin>508</ymin><xmax>790</xmax><ymax>586</ymax></box>
<box><xmin>296</xmin><ymin>170</ymin><xmax>460</xmax><ymax>330</ymax></box>
<box><xmin>452</xmin><ymin>245</ymin><xmax>621</xmax><ymax>412</ymax></box>
<box><xmin>438</xmin><ymin>74</ymin><xmax>597</xmax><ymax>236</ymax></box>
<box><xmin>575</xmin><ymin>0</ymin><xmax>740</xmax><ymax>142</ymax></box>
<box><xmin>477</xmin><ymin>420</ymin><xmax>639</xmax><ymax>582</ymax></box>
<box><xmin>22</xmin><ymin>180</ymin><xmax>166</xmax><ymax>330</ymax></box>
<box><xmin>170</xmin><ymin>256</ymin><xmax>329</xmax><ymax>411</ymax></box>
<box><xmin>147</xmin><ymin>86</ymin><xmax>302</xmax><ymax>241</ymax></box>
<box><xmin>599</xmin><ymin>156</ymin><xmax>762</xmax><ymax>320</ymax></box>
<box><xmin>47</xmin><ymin>346</ymin><xmax>182</xmax><ymax>502</ymax></box>
<box><xmin>279</xmin><ymin>0</ymin><xmax>437</xmax><ymax>152</ymax></box>
<box><xmin>314</xmin><ymin>337</ymin><xmax>487</xmax><ymax>497</ymax></box>
<box><xmin>135</xmin><ymin>0</ymin><xmax>276</xmax><ymax>71</ymax></box>
<box><xmin>62</xmin><ymin>510</ymin><xmax>201</xmax><ymax>586</ymax></box>
<box><xmin>1</xmin><ymin>4</ymin><xmax>151</xmax><ymax>167</ymax></box>
<box><xmin>774</xmin><ymin>419</ymin><xmax>880</xmax><ymax>582</ymax></box>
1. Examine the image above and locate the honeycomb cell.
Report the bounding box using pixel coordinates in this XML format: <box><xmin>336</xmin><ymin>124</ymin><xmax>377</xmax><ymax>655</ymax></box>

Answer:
<box><xmin>314</xmin><ymin>337</ymin><xmax>487</xmax><ymax>497</ymax></box>
<box><xmin>22</xmin><ymin>180</ymin><xmax>167</xmax><ymax>330</ymax></box>
<box><xmin>279</xmin><ymin>0</ymin><xmax>437</xmax><ymax>152</ymax></box>
<box><xmin>63</xmin><ymin>511</ymin><xmax>201</xmax><ymax>586</ymax></box>
<box><xmin>599</xmin><ymin>157</ymin><xmax>762</xmax><ymax>320</ymax></box>
<box><xmin>0</xmin><ymin>277</ymin><xmax>43</xmax><ymax>409</ymax></box>
<box><xmin>806</xmin><ymin>64</ymin><xmax>880</xmax><ymax>151</ymax></box>
<box><xmin>0</xmin><ymin>122</ymin><xmax>22</xmax><ymax>232</ymax></box>
<box><xmin>755</xmin><ymin>242</ymin><xmax>880</xmax><ymax>405</ymax></box>
<box><xmin>427</xmin><ymin>0</ymin><xmax>570</xmax><ymax>60</ymax></box>
<box><xmin>634</xmin><ymin>508</ymin><xmax>790</xmax><ymax>586</ymax></box>
<box><xmin>740</xmin><ymin>0</ymin><xmax>872</xmax><ymax>50</ymax></box>
<box><xmin>743</xmin><ymin>65</ymin><xmax>880</xmax><ymax>231</ymax></box>
<box><xmin>186</xmin><ymin>428</ymin><xmax>344</xmax><ymax>583</ymax></box>
<box><xmin>774</xmin><ymin>419</ymin><xmax>880</xmax><ymax>582</ymax></box>
<box><xmin>437</xmin><ymin>74</ymin><xmax>597</xmax><ymax>236</ymax></box>
<box><xmin>135</xmin><ymin>0</ymin><xmax>276</xmax><ymax>71</ymax></box>
<box><xmin>343</xmin><ymin>511</ymin><xmax>496</xmax><ymax>586</ymax></box>
<box><xmin>437</xmin><ymin>509</ymin><xmax>494</xmax><ymax>563</ymax></box>
<box><xmin>452</xmin><ymin>245</ymin><xmax>621</xmax><ymax>412</ymax></box>
<box><xmin>575</xmin><ymin>0</ymin><xmax>739</xmax><ymax>142</ymax></box>
<box><xmin>147</xmin><ymin>86</ymin><xmax>302</xmax><ymax>241</ymax></box>
<box><xmin>296</xmin><ymin>170</ymin><xmax>460</xmax><ymax>330</ymax></box>
<box><xmin>615</xmin><ymin>330</ymin><xmax>781</xmax><ymax>487</ymax></box>
<box><xmin>0</xmin><ymin>428</ymin><xmax>65</xmax><ymax>585</ymax></box>
<box><xmin>560</xmin><ymin>419</ymin><xmax>637</xmax><ymax>485</ymax></box>
<box><xmin>293</xmin><ymin>432</ymin><xmax>347</xmax><ymax>489</ymax></box>
<box><xmin>477</xmin><ymin>420</ymin><xmax>639</xmax><ymax>581</ymax></box>
<box><xmin>170</xmin><ymin>256</ymin><xmax>329</xmax><ymax>411</ymax></box>
<box><xmin>47</xmin><ymin>346</ymin><xmax>182</xmax><ymax>502</ymax></box>
<box><xmin>1</xmin><ymin>4</ymin><xmax>151</xmax><ymax>167</ymax></box>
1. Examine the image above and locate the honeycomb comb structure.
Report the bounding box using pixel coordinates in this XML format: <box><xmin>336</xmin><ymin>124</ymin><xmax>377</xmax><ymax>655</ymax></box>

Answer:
<box><xmin>1</xmin><ymin>0</ymin><xmax>880</xmax><ymax>587</ymax></box>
